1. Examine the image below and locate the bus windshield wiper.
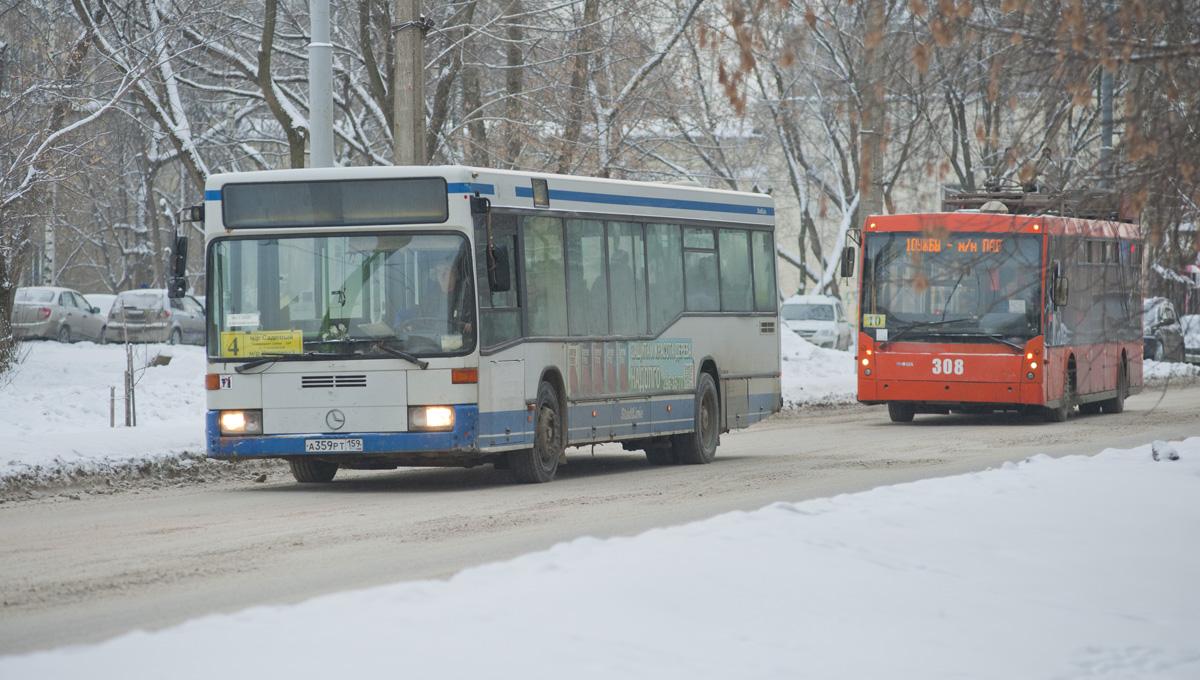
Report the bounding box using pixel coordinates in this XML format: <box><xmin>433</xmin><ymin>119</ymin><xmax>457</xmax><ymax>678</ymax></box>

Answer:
<box><xmin>310</xmin><ymin>336</ymin><xmax>430</xmax><ymax>369</ymax></box>
<box><xmin>374</xmin><ymin>340</ymin><xmax>429</xmax><ymax>369</ymax></box>
<box><xmin>234</xmin><ymin>351</ymin><xmax>345</xmax><ymax>373</ymax></box>
<box><xmin>880</xmin><ymin>317</ymin><xmax>973</xmax><ymax>347</ymax></box>
<box><xmin>933</xmin><ymin>332</ymin><xmax>1025</xmax><ymax>352</ymax></box>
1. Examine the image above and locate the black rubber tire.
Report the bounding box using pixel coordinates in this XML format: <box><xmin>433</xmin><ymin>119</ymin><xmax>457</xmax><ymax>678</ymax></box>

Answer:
<box><xmin>1153</xmin><ymin>340</ymin><xmax>1165</xmax><ymax>362</ymax></box>
<box><xmin>169</xmin><ymin>328</ymin><xmax>182</xmax><ymax>345</ymax></box>
<box><xmin>509</xmin><ymin>382</ymin><xmax>563</xmax><ymax>483</ymax></box>
<box><xmin>289</xmin><ymin>459</ymin><xmax>338</xmax><ymax>483</ymax></box>
<box><xmin>99</xmin><ymin>326</ymin><xmax>108</xmax><ymax>345</ymax></box>
<box><xmin>57</xmin><ymin>325</ymin><xmax>71</xmax><ymax>343</ymax></box>
<box><xmin>1100</xmin><ymin>361</ymin><xmax>1127</xmax><ymax>414</ymax></box>
<box><xmin>671</xmin><ymin>372</ymin><xmax>720</xmax><ymax>465</ymax></box>
<box><xmin>1044</xmin><ymin>370</ymin><xmax>1074</xmax><ymax>422</ymax></box>
<box><xmin>645</xmin><ymin>445</ymin><xmax>677</xmax><ymax>466</ymax></box>
<box><xmin>887</xmin><ymin>402</ymin><xmax>915</xmax><ymax>423</ymax></box>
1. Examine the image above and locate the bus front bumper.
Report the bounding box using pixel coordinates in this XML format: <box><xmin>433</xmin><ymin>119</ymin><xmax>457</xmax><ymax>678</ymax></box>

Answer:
<box><xmin>206</xmin><ymin>405</ymin><xmax>480</xmax><ymax>460</ymax></box>
<box><xmin>858</xmin><ymin>379</ymin><xmax>1040</xmax><ymax>406</ymax></box>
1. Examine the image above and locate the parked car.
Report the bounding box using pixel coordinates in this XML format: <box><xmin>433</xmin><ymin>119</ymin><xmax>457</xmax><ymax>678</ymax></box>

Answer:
<box><xmin>82</xmin><ymin>293</ymin><xmax>118</xmax><ymax>319</ymax></box>
<box><xmin>1142</xmin><ymin>297</ymin><xmax>1186</xmax><ymax>362</ymax></box>
<box><xmin>104</xmin><ymin>289</ymin><xmax>205</xmax><ymax>345</ymax></box>
<box><xmin>781</xmin><ymin>294</ymin><xmax>853</xmax><ymax>350</ymax></box>
<box><xmin>1181</xmin><ymin>314</ymin><xmax>1200</xmax><ymax>364</ymax></box>
<box><xmin>10</xmin><ymin>286</ymin><xmax>108</xmax><ymax>343</ymax></box>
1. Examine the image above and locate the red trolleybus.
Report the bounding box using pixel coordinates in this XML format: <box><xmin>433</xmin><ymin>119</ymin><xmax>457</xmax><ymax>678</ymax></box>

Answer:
<box><xmin>854</xmin><ymin>191</ymin><xmax>1143</xmax><ymax>423</ymax></box>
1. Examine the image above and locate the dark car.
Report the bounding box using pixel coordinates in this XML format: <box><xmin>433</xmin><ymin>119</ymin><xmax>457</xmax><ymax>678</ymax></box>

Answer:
<box><xmin>1143</xmin><ymin>297</ymin><xmax>1186</xmax><ymax>362</ymax></box>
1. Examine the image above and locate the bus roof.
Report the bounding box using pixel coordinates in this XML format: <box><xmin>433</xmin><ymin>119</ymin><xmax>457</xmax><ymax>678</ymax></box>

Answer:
<box><xmin>203</xmin><ymin>165</ymin><xmax>774</xmax><ymax>237</ymax></box>
<box><xmin>863</xmin><ymin>212</ymin><xmax>1141</xmax><ymax>240</ymax></box>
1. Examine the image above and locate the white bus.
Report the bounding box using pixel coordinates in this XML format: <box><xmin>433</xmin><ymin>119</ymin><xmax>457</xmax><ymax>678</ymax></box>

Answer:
<box><xmin>183</xmin><ymin>166</ymin><xmax>781</xmax><ymax>483</ymax></box>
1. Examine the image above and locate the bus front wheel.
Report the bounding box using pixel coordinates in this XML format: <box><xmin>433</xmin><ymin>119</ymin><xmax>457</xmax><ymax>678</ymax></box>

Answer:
<box><xmin>509</xmin><ymin>382</ymin><xmax>563</xmax><ymax>483</ymax></box>
<box><xmin>671</xmin><ymin>373</ymin><xmax>719</xmax><ymax>465</ymax></box>
<box><xmin>289</xmin><ymin>459</ymin><xmax>338</xmax><ymax>483</ymax></box>
<box><xmin>887</xmin><ymin>403</ymin><xmax>915</xmax><ymax>423</ymax></box>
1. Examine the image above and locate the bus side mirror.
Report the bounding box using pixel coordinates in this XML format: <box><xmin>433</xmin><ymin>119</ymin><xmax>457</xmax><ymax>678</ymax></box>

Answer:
<box><xmin>1052</xmin><ymin>277</ymin><xmax>1069</xmax><ymax>307</ymax></box>
<box><xmin>840</xmin><ymin>246</ymin><xmax>856</xmax><ymax>278</ymax></box>
<box><xmin>488</xmin><ymin>244</ymin><xmax>511</xmax><ymax>292</ymax></box>
<box><xmin>168</xmin><ymin>235</ymin><xmax>188</xmax><ymax>299</ymax></box>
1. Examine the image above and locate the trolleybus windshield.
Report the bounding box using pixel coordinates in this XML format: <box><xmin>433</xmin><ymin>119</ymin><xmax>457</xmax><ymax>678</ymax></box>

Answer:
<box><xmin>862</xmin><ymin>232</ymin><xmax>1042</xmax><ymax>341</ymax></box>
<box><xmin>208</xmin><ymin>232</ymin><xmax>476</xmax><ymax>360</ymax></box>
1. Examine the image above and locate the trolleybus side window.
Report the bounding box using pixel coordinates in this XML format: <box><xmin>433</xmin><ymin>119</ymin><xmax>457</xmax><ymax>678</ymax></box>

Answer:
<box><xmin>718</xmin><ymin>228</ymin><xmax>753</xmax><ymax>312</ymax></box>
<box><xmin>522</xmin><ymin>215</ymin><xmax>568</xmax><ymax>336</ymax></box>
<box><xmin>646</xmin><ymin>223</ymin><xmax>685</xmax><ymax>333</ymax></box>
<box><xmin>566</xmin><ymin>218</ymin><xmax>610</xmax><ymax>336</ymax></box>
<box><xmin>607</xmin><ymin>221</ymin><xmax>649</xmax><ymax>336</ymax></box>
<box><xmin>751</xmin><ymin>230</ymin><xmax>777</xmax><ymax>312</ymax></box>
<box><xmin>683</xmin><ymin>227</ymin><xmax>719</xmax><ymax>312</ymax></box>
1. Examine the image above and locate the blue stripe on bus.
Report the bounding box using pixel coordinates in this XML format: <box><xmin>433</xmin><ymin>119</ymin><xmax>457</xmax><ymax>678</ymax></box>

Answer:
<box><xmin>204</xmin><ymin>189</ymin><xmax>221</xmax><ymax>201</ymax></box>
<box><xmin>514</xmin><ymin>186</ymin><xmax>774</xmax><ymax>217</ymax></box>
<box><xmin>446</xmin><ymin>182</ymin><xmax>496</xmax><ymax>195</ymax></box>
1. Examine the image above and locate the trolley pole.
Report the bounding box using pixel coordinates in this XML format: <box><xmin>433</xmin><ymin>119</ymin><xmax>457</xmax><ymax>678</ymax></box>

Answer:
<box><xmin>309</xmin><ymin>0</ymin><xmax>334</xmax><ymax>167</ymax></box>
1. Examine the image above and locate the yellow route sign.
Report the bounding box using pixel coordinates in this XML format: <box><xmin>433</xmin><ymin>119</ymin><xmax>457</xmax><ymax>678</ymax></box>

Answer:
<box><xmin>219</xmin><ymin>330</ymin><xmax>304</xmax><ymax>358</ymax></box>
<box><xmin>862</xmin><ymin>314</ymin><xmax>887</xmax><ymax>328</ymax></box>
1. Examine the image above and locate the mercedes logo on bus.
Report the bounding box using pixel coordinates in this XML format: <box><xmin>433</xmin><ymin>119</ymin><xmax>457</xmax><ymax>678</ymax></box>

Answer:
<box><xmin>325</xmin><ymin>409</ymin><xmax>346</xmax><ymax>431</ymax></box>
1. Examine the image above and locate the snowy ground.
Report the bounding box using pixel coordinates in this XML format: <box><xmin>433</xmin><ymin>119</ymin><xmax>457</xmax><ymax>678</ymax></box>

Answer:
<box><xmin>1144</xmin><ymin>358</ymin><xmax>1200</xmax><ymax>382</ymax></box>
<box><xmin>779</xmin><ymin>329</ymin><xmax>856</xmax><ymax>407</ymax></box>
<box><xmin>0</xmin><ymin>342</ymin><xmax>206</xmax><ymax>481</ymax></box>
<box><xmin>4</xmin><ymin>437</ymin><xmax>1197</xmax><ymax>679</ymax></box>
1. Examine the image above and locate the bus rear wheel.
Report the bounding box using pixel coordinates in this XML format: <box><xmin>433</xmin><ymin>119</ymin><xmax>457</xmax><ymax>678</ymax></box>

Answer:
<box><xmin>509</xmin><ymin>382</ymin><xmax>563</xmax><ymax>483</ymax></box>
<box><xmin>1100</xmin><ymin>361</ymin><xmax>1128</xmax><ymax>414</ymax></box>
<box><xmin>887</xmin><ymin>403</ymin><xmax>915</xmax><ymax>423</ymax></box>
<box><xmin>671</xmin><ymin>373</ymin><xmax>719</xmax><ymax>465</ymax></box>
<box><xmin>289</xmin><ymin>459</ymin><xmax>338</xmax><ymax>483</ymax></box>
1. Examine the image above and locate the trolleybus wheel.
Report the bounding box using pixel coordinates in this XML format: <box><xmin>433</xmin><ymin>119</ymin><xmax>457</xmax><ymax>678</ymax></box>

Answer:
<box><xmin>289</xmin><ymin>459</ymin><xmax>338</xmax><ymax>483</ymax></box>
<box><xmin>1044</xmin><ymin>371</ymin><xmax>1074</xmax><ymax>422</ymax></box>
<box><xmin>671</xmin><ymin>373</ymin><xmax>719</xmax><ymax>465</ymax></box>
<box><xmin>887</xmin><ymin>402</ymin><xmax>915</xmax><ymax>423</ymax></box>
<box><xmin>1100</xmin><ymin>360</ymin><xmax>1127</xmax><ymax>414</ymax></box>
<box><xmin>509</xmin><ymin>382</ymin><xmax>563</xmax><ymax>483</ymax></box>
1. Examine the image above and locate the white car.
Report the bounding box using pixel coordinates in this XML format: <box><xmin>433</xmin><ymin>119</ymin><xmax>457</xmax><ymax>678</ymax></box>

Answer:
<box><xmin>781</xmin><ymin>294</ymin><xmax>853</xmax><ymax>350</ymax></box>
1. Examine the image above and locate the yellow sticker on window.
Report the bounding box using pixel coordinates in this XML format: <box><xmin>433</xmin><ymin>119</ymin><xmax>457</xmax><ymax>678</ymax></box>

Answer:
<box><xmin>220</xmin><ymin>330</ymin><xmax>304</xmax><ymax>358</ymax></box>
<box><xmin>863</xmin><ymin>314</ymin><xmax>886</xmax><ymax>328</ymax></box>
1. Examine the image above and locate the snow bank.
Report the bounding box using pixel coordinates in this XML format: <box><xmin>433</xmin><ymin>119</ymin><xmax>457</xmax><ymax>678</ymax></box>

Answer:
<box><xmin>0</xmin><ymin>342</ymin><xmax>205</xmax><ymax>480</ymax></box>
<box><xmin>780</xmin><ymin>328</ymin><xmax>856</xmax><ymax>407</ymax></box>
<box><xmin>1144</xmin><ymin>358</ymin><xmax>1200</xmax><ymax>382</ymax></box>
<box><xmin>11</xmin><ymin>440</ymin><xmax>1198</xmax><ymax>679</ymax></box>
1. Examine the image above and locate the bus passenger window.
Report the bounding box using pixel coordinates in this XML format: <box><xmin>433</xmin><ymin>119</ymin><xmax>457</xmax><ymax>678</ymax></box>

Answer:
<box><xmin>566</xmin><ymin>219</ymin><xmax>610</xmax><ymax>336</ymax></box>
<box><xmin>522</xmin><ymin>216</ymin><xmax>567</xmax><ymax>336</ymax></box>
<box><xmin>751</xmin><ymin>231</ymin><xmax>777</xmax><ymax>312</ymax></box>
<box><xmin>608</xmin><ymin>222</ymin><xmax>648</xmax><ymax>335</ymax></box>
<box><xmin>718</xmin><ymin>229</ymin><xmax>753</xmax><ymax>311</ymax></box>
<box><xmin>684</xmin><ymin>228</ymin><xmax>719</xmax><ymax>312</ymax></box>
<box><xmin>647</xmin><ymin>223</ymin><xmax>684</xmax><ymax>333</ymax></box>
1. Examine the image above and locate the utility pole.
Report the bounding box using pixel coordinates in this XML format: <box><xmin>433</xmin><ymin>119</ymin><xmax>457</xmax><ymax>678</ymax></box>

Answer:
<box><xmin>309</xmin><ymin>0</ymin><xmax>334</xmax><ymax>167</ymax></box>
<box><xmin>393</xmin><ymin>1</ymin><xmax>429</xmax><ymax>165</ymax></box>
<box><xmin>858</xmin><ymin>1</ymin><xmax>887</xmax><ymax>219</ymax></box>
<box><xmin>1099</xmin><ymin>0</ymin><xmax>1116</xmax><ymax>189</ymax></box>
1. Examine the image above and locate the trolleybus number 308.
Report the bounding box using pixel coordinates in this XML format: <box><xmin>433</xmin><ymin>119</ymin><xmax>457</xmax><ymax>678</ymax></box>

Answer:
<box><xmin>931</xmin><ymin>358</ymin><xmax>965</xmax><ymax>375</ymax></box>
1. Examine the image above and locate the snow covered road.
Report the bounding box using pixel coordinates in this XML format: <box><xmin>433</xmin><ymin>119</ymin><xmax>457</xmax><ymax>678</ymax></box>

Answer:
<box><xmin>2</xmin><ymin>384</ymin><xmax>1199</xmax><ymax>655</ymax></box>
<box><xmin>4</xmin><ymin>438</ymin><xmax>1199</xmax><ymax>679</ymax></box>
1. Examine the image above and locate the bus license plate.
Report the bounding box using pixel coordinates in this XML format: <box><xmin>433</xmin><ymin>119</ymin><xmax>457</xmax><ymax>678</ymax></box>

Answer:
<box><xmin>304</xmin><ymin>438</ymin><xmax>363</xmax><ymax>453</ymax></box>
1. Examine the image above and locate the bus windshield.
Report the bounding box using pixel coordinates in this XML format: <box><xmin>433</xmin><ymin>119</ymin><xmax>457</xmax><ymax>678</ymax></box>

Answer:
<box><xmin>862</xmin><ymin>232</ymin><xmax>1042</xmax><ymax>341</ymax></box>
<box><xmin>209</xmin><ymin>233</ymin><xmax>475</xmax><ymax>359</ymax></box>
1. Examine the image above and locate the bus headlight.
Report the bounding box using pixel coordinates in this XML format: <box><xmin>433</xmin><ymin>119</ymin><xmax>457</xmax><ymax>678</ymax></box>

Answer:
<box><xmin>219</xmin><ymin>409</ymin><xmax>263</xmax><ymax>435</ymax></box>
<box><xmin>409</xmin><ymin>405</ymin><xmax>455</xmax><ymax>431</ymax></box>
